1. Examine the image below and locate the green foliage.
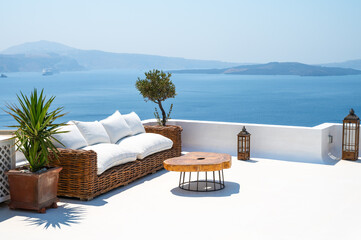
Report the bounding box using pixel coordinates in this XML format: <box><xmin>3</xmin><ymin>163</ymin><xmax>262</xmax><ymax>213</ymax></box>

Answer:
<box><xmin>5</xmin><ymin>89</ymin><xmax>67</xmax><ymax>172</ymax></box>
<box><xmin>154</xmin><ymin>107</ymin><xmax>162</xmax><ymax>126</ymax></box>
<box><xmin>136</xmin><ymin>69</ymin><xmax>176</xmax><ymax>126</ymax></box>
<box><xmin>154</xmin><ymin>103</ymin><xmax>173</xmax><ymax>126</ymax></box>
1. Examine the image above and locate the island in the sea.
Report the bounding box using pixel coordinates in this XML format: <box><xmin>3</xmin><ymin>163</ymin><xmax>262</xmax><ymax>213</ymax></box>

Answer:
<box><xmin>171</xmin><ymin>62</ymin><xmax>361</xmax><ymax>76</ymax></box>
<box><xmin>1</xmin><ymin>41</ymin><xmax>361</xmax><ymax>76</ymax></box>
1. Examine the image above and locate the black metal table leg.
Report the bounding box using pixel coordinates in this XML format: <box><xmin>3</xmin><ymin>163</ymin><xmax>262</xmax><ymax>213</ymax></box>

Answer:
<box><xmin>178</xmin><ymin>171</ymin><xmax>225</xmax><ymax>192</ymax></box>
<box><xmin>213</xmin><ymin>171</ymin><xmax>216</xmax><ymax>190</ymax></box>
<box><xmin>197</xmin><ymin>171</ymin><xmax>199</xmax><ymax>191</ymax></box>
<box><xmin>205</xmin><ymin>172</ymin><xmax>208</xmax><ymax>192</ymax></box>
<box><xmin>188</xmin><ymin>172</ymin><xmax>191</xmax><ymax>190</ymax></box>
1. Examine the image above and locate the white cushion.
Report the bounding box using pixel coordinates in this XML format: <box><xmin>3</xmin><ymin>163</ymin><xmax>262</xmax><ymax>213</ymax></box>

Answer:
<box><xmin>74</xmin><ymin>121</ymin><xmax>111</xmax><ymax>146</ymax></box>
<box><xmin>52</xmin><ymin>121</ymin><xmax>88</xmax><ymax>149</ymax></box>
<box><xmin>82</xmin><ymin>143</ymin><xmax>138</xmax><ymax>175</ymax></box>
<box><xmin>117</xmin><ymin>133</ymin><xmax>173</xmax><ymax>159</ymax></box>
<box><xmin>100</xmin><ymin>111</ymin><xmax>132</xmax><ymax>143</ymax></box>
<box><xmin>123</xmin><ymin>112</ymin><xmax>145</xmax><ymax>135</ymax></box>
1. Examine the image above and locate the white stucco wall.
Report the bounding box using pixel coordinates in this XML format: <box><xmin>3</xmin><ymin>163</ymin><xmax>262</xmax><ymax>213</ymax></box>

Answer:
<box><xmin>144</xmin><ymin>119</ymin><xmax>347</xmax><ymax>164</ymax></box>
<box><xmin>0</xmin><ymin>120</ymin><xmax>352</xmax><ymax>165</ymax></box>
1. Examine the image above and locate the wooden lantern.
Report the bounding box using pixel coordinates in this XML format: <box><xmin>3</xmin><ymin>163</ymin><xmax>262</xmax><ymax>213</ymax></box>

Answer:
<box><xmin>238</xmin><ymin>126</ymin><xmax>250</xmax><ymax>160</ymax></box>
<box><xmin>342</xmin><ymin>108</ymin><xmax>360</xmax><ymax>161</ymax></box>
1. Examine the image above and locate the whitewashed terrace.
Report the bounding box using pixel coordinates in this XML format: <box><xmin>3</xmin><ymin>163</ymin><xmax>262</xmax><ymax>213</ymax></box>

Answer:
<box><xmin>1</xmin><ymin>119</ymin><xmax>361</xmax><ymax>240</ymax></box>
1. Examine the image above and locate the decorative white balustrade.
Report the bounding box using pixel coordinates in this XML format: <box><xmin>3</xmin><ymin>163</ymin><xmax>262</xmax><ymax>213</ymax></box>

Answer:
<box><xmin>0</xmin><ymin>136</ymin><xmax>15</xmax><ymax>203</ymax></box>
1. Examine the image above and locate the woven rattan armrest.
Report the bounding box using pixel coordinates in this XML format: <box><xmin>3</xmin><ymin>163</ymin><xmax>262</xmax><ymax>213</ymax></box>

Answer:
<box><xmin>51</xmin><ymin>148</ymin><xmax>98</xmax><ymax>200</ymax></box>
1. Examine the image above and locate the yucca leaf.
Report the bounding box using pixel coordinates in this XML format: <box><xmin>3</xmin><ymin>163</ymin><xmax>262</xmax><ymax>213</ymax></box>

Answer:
<box><xmin>5</xmin><ymin>88</ymin><xmax>67</xmax><ymax>172</ymax></box>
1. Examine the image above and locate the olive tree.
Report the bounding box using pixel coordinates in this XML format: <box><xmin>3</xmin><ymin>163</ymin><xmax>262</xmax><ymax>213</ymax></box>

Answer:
<box><xmin>136</xmin><ymin>69</ymin><xmax>176</xmax><ymax>126</ymax></box>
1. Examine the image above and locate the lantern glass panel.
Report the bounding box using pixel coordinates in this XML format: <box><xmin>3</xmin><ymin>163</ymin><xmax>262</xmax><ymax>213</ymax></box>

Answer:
<box><xmin>239</xmin><ymin>137</ymin><xmax>243</xmax><ymax>152</ymax></box>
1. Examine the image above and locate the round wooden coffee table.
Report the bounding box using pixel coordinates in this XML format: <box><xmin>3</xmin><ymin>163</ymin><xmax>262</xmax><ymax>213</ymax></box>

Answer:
<box><xmin>163</xmin><ymin>152</ymin><xmax>232</xmax><ymax>192</ymax></box>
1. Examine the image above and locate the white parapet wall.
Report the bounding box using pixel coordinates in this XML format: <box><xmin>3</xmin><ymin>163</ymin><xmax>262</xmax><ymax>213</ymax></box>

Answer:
<box><xmin>0</xmin><ymin>120</ymin><xmax>350</xmax><ymax>165</ymax></box>
<box><xmin>143</xmin><ymin>119</ymin><xmax>347</xmax><ymax>165</ymax></box>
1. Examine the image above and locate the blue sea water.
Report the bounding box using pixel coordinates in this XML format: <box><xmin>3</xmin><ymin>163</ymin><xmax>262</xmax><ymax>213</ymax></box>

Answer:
<box><xmin>1</xmin><ymin>70</ymin><xmax>361</xmax><ymax>128</ymax></box>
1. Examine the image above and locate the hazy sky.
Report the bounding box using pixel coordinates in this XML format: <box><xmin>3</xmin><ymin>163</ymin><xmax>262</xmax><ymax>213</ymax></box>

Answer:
<box><xmin>1</xmin><ymin>0</ymin><xmax>360</xmax><ymax>64</ymax></box>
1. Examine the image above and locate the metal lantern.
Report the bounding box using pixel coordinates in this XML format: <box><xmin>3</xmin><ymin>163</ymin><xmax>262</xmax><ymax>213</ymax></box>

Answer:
<box><xmin>237</xmin><ymin>126</ymin><xmax>251</xmax><ymax>160</ymax></box>
<box><xmin>342</xmin><ymin>108</ymin><xmax>360</xmax><ymax>161</ymax></box>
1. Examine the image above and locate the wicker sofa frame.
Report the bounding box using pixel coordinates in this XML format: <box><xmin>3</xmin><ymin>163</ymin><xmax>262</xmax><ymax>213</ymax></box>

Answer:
<box><xmin>51</xmin><ymin>125</ymin><xmax>182</xmax><ymax>200</ymax></box>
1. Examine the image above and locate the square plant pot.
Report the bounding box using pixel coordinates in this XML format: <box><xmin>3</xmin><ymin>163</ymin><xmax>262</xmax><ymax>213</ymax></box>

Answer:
<box><xmin>6</xmin><ymin>166</ymin><xmax>62</xmax><ymax>213</ymax></box>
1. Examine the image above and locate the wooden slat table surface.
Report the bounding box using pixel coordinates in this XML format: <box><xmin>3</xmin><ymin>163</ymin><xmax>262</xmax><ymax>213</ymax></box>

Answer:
<box><xmin>163</xmin><ymin>152</ymin><xmax>231</xmax><ymax>172</ymax></box>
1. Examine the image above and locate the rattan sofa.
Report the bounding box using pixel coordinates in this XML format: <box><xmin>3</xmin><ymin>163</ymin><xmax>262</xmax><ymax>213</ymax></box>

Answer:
<box><xmin>51</xmin><ymin>125</ymin><xmax>182</xmax><ymax>200</ymax></box>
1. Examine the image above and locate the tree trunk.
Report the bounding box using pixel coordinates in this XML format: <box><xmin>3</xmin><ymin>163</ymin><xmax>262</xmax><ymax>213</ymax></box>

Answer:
<box><xmin>157</xmin><ymin>101</ymin><xmax>167</xmax><ymax>126</ymax></box>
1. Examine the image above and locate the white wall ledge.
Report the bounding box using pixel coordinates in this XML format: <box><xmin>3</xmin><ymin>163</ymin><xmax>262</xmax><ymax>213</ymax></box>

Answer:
<box><xmin>0</xmin><ymin>119</ymin><xmax>348</xmax><ymax>165</ymax></box>
<box><xmin>143</xmin><ymin>119</ymin><xmax>346</xmax><ymax>165</ymax></box>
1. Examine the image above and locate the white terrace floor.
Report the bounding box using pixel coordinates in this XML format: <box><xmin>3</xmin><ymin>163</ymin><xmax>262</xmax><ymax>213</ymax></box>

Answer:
<box><xmin>1</xmin><ymin>155</ymin><xmax>361</xmax><ymax>240</ymax></box>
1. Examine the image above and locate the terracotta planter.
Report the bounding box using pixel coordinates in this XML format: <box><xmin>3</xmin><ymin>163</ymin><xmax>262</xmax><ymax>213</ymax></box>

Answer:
<box><xmin>6</xmin><ymin>166</ymin><xmax>62</xmax><ymax>213</ymax></box>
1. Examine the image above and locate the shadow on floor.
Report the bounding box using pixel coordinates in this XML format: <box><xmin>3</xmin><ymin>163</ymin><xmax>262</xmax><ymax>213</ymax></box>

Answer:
<box><xmin>171</xmin><ymin>181</ymin><xmax>240</xmax><ymax>197</ymax></box>
<box><xmin>253</xmin><ymin>155</ymin><xmax>341</xmax><ymax>166</ymax></box>
<box><xmin>0</xmin><ymin>202</ymin><xmax>86</xmax><ymax>229</ymax></box>
<box><xmin>61</xmin><ymin>169</ymin><xmax>168</xmax><ymax>207</ymax></box>
<box><xmin>243</xmin><ymin>159</ymin><xmax>258</xmax><ymax>163</ymax></box>
<box><xmin>0</xmin><ymin>170</ymin><xmax>168</xmax><ymax>227</ymax></box>
<box><xmin>341</xmin><ymin>159</ymin><xmax>361</xmax><ymax>164</ymax></box>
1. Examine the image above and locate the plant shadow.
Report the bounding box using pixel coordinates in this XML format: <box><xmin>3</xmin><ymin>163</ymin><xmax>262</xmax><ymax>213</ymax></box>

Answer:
<box><xmin>0</xmin><ymin>202</ymin><xmax>86</xmax><ymax>229</ymax></box>
<box><xmin>24</xmin><ymin>203</ymin><xmax>85</xmax><ymax>229</ymax></box>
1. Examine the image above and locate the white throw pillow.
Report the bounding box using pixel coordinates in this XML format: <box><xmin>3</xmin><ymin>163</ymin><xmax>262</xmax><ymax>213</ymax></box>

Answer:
<box><xmin>123</xmin><ymin>112</ymin><xmax>145</xmax><ymax>135</ymax></box>
<box><xmin>52</xmin><ymin>121</ymin><xmax>88</xmax><ymax>149</ymax></box>
<box><xmin>82</xmin><ymin>143</ymin><xmax>138</xmax><ymax>175</ymax></box>
<box><xmin>74</xmin><ymin>120</ymin><xmax>111</xmax><ymax>146</ymax></box>
<box><xmin>117</xmin><ymin>133</ymin><xmax>173</xmax><ymax>159</ymax></box>
<box><xmin>100</xmin><ymin>110</ymin><xmax>132</xmax><ymax>143</ymax></box>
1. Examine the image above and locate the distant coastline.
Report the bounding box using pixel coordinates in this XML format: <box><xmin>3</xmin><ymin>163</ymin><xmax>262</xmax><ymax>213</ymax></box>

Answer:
<box><xmin>171</xmin><ymin>62</ymin><xmax>361</xmax><ymax>77</ymax></box>
<box><xmin>1</xmin><ymin>41</ymin><xmax>361</xmax><ymax>76</ymax></box>
<box><xmin>0</xmin><ymin>41</ymin><xmax>239</xmax><ymax>73</ymax></box>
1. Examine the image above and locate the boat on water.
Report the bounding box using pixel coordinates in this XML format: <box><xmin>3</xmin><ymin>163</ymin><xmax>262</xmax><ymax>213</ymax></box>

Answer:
<box><xmin>42</xmin><ymin>68</ymin><xmax>54</xmax><ymax>76</ymax></box>
<box><xmin>0</xmin><ymin>73</ymin><xmax>7</xmax><ymax>78</ymax></box>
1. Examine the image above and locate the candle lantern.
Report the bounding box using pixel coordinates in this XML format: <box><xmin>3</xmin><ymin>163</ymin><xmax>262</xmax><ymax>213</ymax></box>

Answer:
<box><xmin>342</xmin><ymin>108</ymin><xmax>360</xmax><ymax>161</ymax></box>
<box><xmin>237</xmin><ymin>126</ymin><xmax>251</xmax><ymax>160</ymax></box>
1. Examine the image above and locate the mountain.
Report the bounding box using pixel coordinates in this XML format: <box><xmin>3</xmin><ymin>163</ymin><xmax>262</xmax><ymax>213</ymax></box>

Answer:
<box><xmin>3</xmin><ymin>41</ymin><xmax>360</xmax><ymax>75</ymax></box>
<box><xmin>321</xmin><ymin>59</ymin><xmax>361</xmax><ymax>70</ymax></box>
<box><xmin>171</xmin><ymin>62</ymin><xmax>361</xmax><ymax>76</ymax></box>
<box><xmin>0</xmin><ymin>53</ymin><xmax>85</xmax><ymax>72</ymax></box>
<box><xmin>2</xmin><ymin>40</ymin><xmax>76</xmax><ymax>55</ymax></box>
<box><xmin>0</xmin><ymin>41</ymin><xmax>240</xmax><ymax>72</ymax></box>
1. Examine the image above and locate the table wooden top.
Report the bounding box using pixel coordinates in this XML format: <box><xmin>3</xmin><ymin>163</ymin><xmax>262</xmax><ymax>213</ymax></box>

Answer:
<box><xmin>163</xmin><ymin>152</ymin><xmax>232</xmax><ymax>172</ymax></box>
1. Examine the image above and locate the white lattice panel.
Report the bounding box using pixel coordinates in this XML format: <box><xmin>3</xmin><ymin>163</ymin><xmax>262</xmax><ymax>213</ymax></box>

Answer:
<box><xmin>0</xmin><ymin>138</ymin><xmax>15</xmax><ymax>203</ymax></box>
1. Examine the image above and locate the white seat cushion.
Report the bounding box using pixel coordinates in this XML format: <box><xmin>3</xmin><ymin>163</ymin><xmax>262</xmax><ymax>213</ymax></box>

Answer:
<box><xmin>116</xmin><ymin>133</ymin><xmax>173</xmax><ymax>159</ymax></box>
<box><xmin>74</xmin><ymin>120</ymin><xmax>111</xmax><ymax>146</ymax></box>
<box><xmin>52</xmin><ymin>121</ymin><xmax>88</xmax><ymax>149</ymax></box>
<box><xmin>82</xmin><ymin>143</ymin><xmax>138</xmax><ymax>175</ymax></box>
<box><xmin>100</xmin><ymin>110</ymin><xmax>132</xmax><ymax>143</ymax></box>
<box><xmin>123</xmin><ymin>112</ymin><xmax>145</xmax><ymax>135</ymax></box>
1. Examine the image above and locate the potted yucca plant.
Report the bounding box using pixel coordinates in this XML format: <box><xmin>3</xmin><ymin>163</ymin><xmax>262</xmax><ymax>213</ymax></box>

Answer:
<box><xmin>136</xmin><ymin>69</ymin><xmax>183</xmax><ymax>156</ymax></box>
<box><xmin>5</xmin><ymin>89</ymin><xmax>67</xmax><ymax>213</ymax></box>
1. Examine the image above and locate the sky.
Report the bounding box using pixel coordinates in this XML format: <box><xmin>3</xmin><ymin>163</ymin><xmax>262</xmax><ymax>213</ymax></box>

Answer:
<box><xmin>0</xmin><ymin>0</ymin><xmax>361</xmax><ymax>64</ymax></box>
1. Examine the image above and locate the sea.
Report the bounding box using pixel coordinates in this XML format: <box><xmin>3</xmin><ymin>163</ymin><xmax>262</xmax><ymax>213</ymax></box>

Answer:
<box><xmin>1</xmin><ymin>69</ymin><xmax>361</xmax><ymax>129</ymax></box>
